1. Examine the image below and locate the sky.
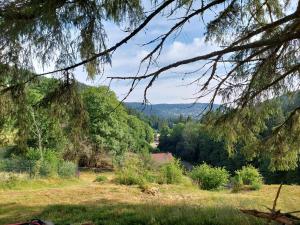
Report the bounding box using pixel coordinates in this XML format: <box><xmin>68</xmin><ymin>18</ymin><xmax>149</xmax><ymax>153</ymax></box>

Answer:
<box><xmin>30</xmin><ymin>1</ymin><xmax>298</xmax><ymax>104</ymax></box>
<box><xmin>36</xmin><ymin>1</ymin><xmax>224</xmax><ymax>104</ymax></box>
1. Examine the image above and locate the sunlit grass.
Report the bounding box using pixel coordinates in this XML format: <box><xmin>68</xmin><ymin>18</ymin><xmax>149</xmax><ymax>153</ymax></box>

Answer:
<box><xmin>0</xmin><ymin>172</ymin><xmax>83</xmax><ymax>191</ymax></box>
<box><xmin>0</xmin><ymin>172</ymin><xmax>299</xmax><ymax>225</ymax></box>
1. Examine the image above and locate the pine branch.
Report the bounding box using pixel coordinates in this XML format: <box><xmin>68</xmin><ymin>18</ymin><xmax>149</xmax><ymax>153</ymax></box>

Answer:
<box><xmin>37</xmin><ymin>0</ymin><xmax>176</xmax><ymax>76</ymax></box>
<box><xmin>141</xmin><ymin>0</ymin><xmax>226</xmax><ymax>63</ymax></box>
<box><xmin>109</xmin><ymin>30</ymin><xmax>300</xmax><ymax>81</ymax></box>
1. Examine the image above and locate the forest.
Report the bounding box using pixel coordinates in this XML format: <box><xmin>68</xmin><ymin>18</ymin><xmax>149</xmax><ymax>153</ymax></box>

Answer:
<box><xmin>0</xmin><ymin>0</ymin><xmax>300</xmax><ymax>224</ymax></box>
<box><xmin>0</xmin><ymin>77</ymin><xmax>154</xmax><ymax>176</ymax></box>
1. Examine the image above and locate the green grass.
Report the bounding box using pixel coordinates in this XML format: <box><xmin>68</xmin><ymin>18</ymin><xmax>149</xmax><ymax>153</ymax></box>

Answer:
<box><xmin>0</xmin><ymin>171</ymin><xmax>83</xmax><ymax>191</ymax></box>
<box><xmin>1</xmin><ymin>203</ymin><xmax>264</xmax><ymax>225</ymax></box>
<box><xmin>0</xmin><ymin>176</ymin><xmax>82</xmax><ymax>190</ymax></box>
<box><xmin>0</xmin><ymin>172</ymin><xmax>299</xmax><ymax>225</ymax></box>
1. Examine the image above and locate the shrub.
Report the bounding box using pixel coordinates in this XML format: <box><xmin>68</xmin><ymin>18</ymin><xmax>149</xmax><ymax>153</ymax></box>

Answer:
<box><xmin>190</xmin><ymin>163</ymin><xmax>229</xmax><ymax>190</ymax></box>
<box><xmin>0</xmin><ymin>157</ymin><xmax>30</xmax><ymax>173</ymax></box>
<box><xmin>39</xmin><ymin>160</ymin><xmax>56</xmax><ymax>177</ymax></box>
<box><xmin>116</xmin><ymin>169</ymin><xmax>146</xmax><ymax>185</ymax></box>
<box><xmin>250</xmin><ymin>180</ymin><xmax>262</xmax><ymax>190</ymax></box>
<box><xmin>0</xmin><ymin>160</ymin><xmax>6</xmax><ymax>170</ymax></box>
<box><xmin>231</xmin><ymin>175</ymin><xmax>243</xmax><ymax>193</ymax></box>
<box><xmin>233</xmin><ymin>165</ymin><xmax>263</xmax><ymax>191</ymax></box>
<box><xmin>38</xmin><ymin>150</ymin><xmax>59</xmax><ymax>177</ymax></box>
<box><xmin>26</xmin><ymin>147</ymin><xmax>42</xmax><ymax>161</ymax></box>
<box><xmin>94</xmin><ymin>175</ymin><xmax>108</xmax><ymax>183</ymax></box>
<box><xmin>115</xmin><ymin>154</ymin><xmax>147</xmax><ymax>186</ymax></box>
<box><xmin>158</xmin><ymin>160</ymin><xmax>184</xmax><ymax>184</ymax></box>
<box><xmin>58</xmin><ymin>161</ymin><xmax>77</xmax><ymax>178</ymax></box>
<box><xmin>32</xmin><ymin>160</ymin><xmax>42</xmax><ymax>178</ymax></box>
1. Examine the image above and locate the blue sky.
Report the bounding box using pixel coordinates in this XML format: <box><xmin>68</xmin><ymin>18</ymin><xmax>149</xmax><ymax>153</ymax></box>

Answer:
<box><xmin>32</xmin><ymin>1</ymin><xmax>299</xmax><ymax>104</ymax></box>
<box><xmin>36</xmin><ymin>2</ymin><xmax>223</xmax><ymax>104</ymax></box>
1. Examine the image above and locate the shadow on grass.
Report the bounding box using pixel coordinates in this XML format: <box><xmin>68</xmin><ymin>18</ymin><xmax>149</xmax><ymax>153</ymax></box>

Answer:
<box><xmin>0</xmin><ymin>200</ymin><xmax>266</xmax><ymax>225</ymax></box>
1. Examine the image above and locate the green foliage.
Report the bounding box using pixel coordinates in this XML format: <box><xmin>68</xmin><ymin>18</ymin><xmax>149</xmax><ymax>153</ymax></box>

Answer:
<box><xmin>0</xmin><ymin>80</ymin><xmax>154</xmax><ymax>169</ymax></box>
<box><xmin>115</xmin><ymin>154</ymin><xmax>148</xmax><ymax>186</ymax></box>
<box><xmin>58</xmin><ymin>161</ymin><xmax>77</xmax><ymax>178</ymax></box>
<box><xmin>233</xmin><ymin>166</ymin><xmax>263</xmax><ymax>191</ymax></box>
<box><xmin>116</xmin><ymin>172</ymin><xmax>145</xmax><ymax>186</ymax></box>
<box><xmin>231</xmin><ymin>175</ymin><xmax>244</xmax><ymax>193</ymax></box>
<box><xmin>1</xmin><ymin>0</ymin><xmax>299</xmax><ymax>187</ymax></box>
<box><xmin>38</xmin><ymin>150</ymin><xmax>59</xmax><ymax>177</ymax></box>
<box><xmin>250</xmin><ymin>181</ymin><xmax>262</xmax><ymax>191</ymax></box>
<box><xmin>0</xmin><ymin>1</ymin><xmax>144</xmax><ymax>78</ymax></box>
<box><xmin>158</xmin><ymin>160</ymin><xmax>184</xmax><ymax>184</ymax></box>
<box><xmin>158</xmin><ymin>117</ymin><xmax>300</xmax><ymax>184</ymax></box>
<box><xmin>235</xmin><ymin>166</ymin><xmax>263</xmax><ymax>185</ymax></box>
<box><xmin>0</xmin><ymin>147</ymin><xmax>77</xmax><ymax>178</ymax></box>
<box><xmin>206</xmin><ymin>101</ymin><xmax>300</xmax><ymax>172</ymax></box>
<box><xmin>82</xmin><ymin>87</ymin><xmax>154</xmax><ymax>159</ymax></box>
<box><xmin>94</xmin><ymin>175</ymin><xmax>108</xmax><ymax>183</ymax></box>
<box><xmin>115</xmin><ymin>154</ymin><xmax>184</xmax><ymax>186</ymax></box>
<box><xmin>190</xmin><ymin>163</ymin><xmax>229</xmax><ymax>190</ymax></box>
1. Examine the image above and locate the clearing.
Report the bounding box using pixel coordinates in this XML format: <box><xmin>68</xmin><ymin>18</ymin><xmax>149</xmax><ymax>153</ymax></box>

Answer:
<box><xmin>0</xmin><ymin>172</ymin><xmax>299</xmax><ymax>225</ymax></box>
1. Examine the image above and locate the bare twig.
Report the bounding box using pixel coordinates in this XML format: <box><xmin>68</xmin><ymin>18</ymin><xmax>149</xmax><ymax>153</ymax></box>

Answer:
<box><xmin>241</xmin><ymin>184</ymin><xmax>300</xmax><ymax>225</ymax></box>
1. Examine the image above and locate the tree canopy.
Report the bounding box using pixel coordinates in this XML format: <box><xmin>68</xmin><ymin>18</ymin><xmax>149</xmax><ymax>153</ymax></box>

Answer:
<box><xmin>0</xmin><ymin>0</ymin><xmax>299</xmax><ymax>170</ymax></box>
<box><xmin>0</xmin><ymin>78</ymin><xmax>154</xmax><ymax>166</ymax></box>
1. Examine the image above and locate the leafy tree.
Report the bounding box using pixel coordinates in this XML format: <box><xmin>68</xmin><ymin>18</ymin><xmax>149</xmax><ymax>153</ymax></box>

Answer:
<box><xmin>1</xmin><ymin>0</ymin><xmax>299</xmax><ymax>170</ymax></box>
<box><xmin>82</xmin><ymin>86</ymin><xmax>154</xmax><ymax>158</ymax></box>
<box><xmin>158</xmin><ymin>115</ymin><xmax>300</xmax><ymax>184</ymax></box>
<box><xmin>1</xmin><ymin>78</ymin><xmax>154</xmax><ymax>167</ymax></box>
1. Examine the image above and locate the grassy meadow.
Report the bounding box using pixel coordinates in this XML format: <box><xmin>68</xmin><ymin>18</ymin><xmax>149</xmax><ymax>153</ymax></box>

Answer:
<box><xmin>0</xmin><ymin>172</ymin><xmax>299</xmax><ymax>225</ymax></box>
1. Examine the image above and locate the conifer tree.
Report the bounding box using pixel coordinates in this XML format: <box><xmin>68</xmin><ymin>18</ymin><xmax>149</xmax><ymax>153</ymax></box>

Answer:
<box><xmin>0</xmin><ymin>0</ymin><xmax>299</xmax><ymax>169</ymax></box>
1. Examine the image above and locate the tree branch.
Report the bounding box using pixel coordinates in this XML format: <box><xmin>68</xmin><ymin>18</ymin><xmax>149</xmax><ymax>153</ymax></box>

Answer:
<box><xmin>37</xmin><ymin>0</ymin><xmax>176</xmax><ymax>76</ymax></box>
<box><xmin>109</xmin><ymin>30</ymin><xmax>300</xmax><ymax>81</ymax></box>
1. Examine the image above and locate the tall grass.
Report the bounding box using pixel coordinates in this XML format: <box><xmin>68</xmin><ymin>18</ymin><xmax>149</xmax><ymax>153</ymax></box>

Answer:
<box><xmin>0</xmin><ymin>171</ymin><xmax>80</xmax><ymax>190</ymax></box>
<box><xmin>1</xmin><ymin>203</ymin><xmax>264</xmax><ymax>225</ymax></box>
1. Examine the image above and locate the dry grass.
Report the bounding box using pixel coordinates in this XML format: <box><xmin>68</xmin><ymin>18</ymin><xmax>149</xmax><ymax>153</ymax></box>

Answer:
<box><xmin>0</xmin><ymin>172</ymin><xmax>299</xmax><ymax>225</ymax></box>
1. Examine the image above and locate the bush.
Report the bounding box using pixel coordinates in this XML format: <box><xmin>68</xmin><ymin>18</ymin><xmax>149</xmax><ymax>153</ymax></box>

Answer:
<box><xmin>190</xmin><ymin>163</ymin><xmax>229</xmax><ymax>190</ymax></box>
<box><xmin>28</xmin><ymin>149</ymin><xmax>76</xmax><ymax>178</ymax></box>
<box><xmin>233</xmin><ymin>165</ymin><xmax>263</xmax><ymax>191</ymax></box>
<box><xmin>27</xmin><ymin>149</ymin><xmax>59</xmax><ymax>177</ymax></box>
<box><xmin>231</xmin><ymin>175</ymin><xmax>243</xmax><ymax>193</ymax></box>
<box><xmin>115</xmin><ymin>154</ymin><xmax>185</xmax><ymax>186</ymax></box>
<box><xmin>32</xmin><ymin>160</ymin><xmax>42</xmax><ymax>177</ymax></box>
<box><xmin>115</xmin><ymin>154</ymin><xmax>147</xmax><ymax>186</ymax></box>
<box><xmin>0</xmin><ymin>160</ymin><xmax>6</xmax><ymax>170</ymax></box>
<box><xmin>1</xmin><ymin>148</ymin><xmax>77</xmax><ymax>179</ymax></box>
<box><xmin>0</xmin><ymin>157</ymin><xmax>31</xmax><ymax>173</ymax></box>
<box><xmin>116</xmin><ymin>169</ymin><xmax>146</xmax><ymax>186</ymax></box>
<box><xmin>58</xmin><ymin>161</ymin><xmax>77</xmax><ymax>178</ymax></box>
<box><xmin>94</xmin><ymin>175</ymin><xmax>108</xmax><ymax>183</ymax></box>
<box><xmin>250</xmin><ymin>180</ymin><xmax>262</xmax><ymax>190</ymax></box>
<box><xmin>26</xmin><ymin>147</ymin><xmax>42</xmax><ymax>161</ymax></box>
<box><xmin>158</xmin><ymin>160</ymin><xmax>184</xmax><ymax>184</ymax></box>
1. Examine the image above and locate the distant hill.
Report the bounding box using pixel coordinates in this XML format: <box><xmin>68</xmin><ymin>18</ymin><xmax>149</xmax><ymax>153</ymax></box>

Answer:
<box><xmin>125</xmin><ymin>102</ymin><xmax>219</xmax><ymax>119</ymax></box>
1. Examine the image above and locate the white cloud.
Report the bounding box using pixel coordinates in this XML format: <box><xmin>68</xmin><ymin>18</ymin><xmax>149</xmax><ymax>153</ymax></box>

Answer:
<box><xmin>77</xmin><ymin>36</ymin><xmax>222</xmax><ymax>104</ymax></box>
<box><xmin>32</xmin><ymin>7</ymin><xmax>222</xmax><ymax>104</ymax></box>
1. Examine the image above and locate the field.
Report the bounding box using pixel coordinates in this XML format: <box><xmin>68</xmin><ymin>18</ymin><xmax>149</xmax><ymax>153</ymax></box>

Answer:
<box><xmin>0</xmin><ymin>172</ymin><xmax>299</xmax><ymax>225</ymax></box>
